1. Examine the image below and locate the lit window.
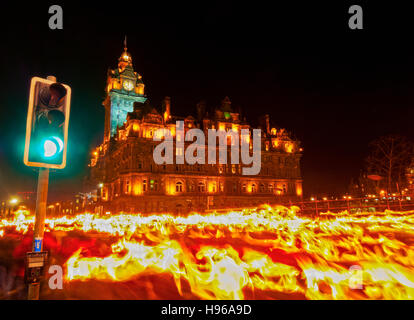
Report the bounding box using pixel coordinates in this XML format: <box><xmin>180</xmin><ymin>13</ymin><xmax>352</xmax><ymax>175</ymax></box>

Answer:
<box><xmin>125</xmin><ymin>180</ymin><xmax>130</xmax><ymax>194</ymax></box>
<box><xmin>242</xmin><ymin>184</ymin><xmax>247</xmax><ymax>193</ymax></box>
<box><xmin>252</xmin><ymin>184</ymin><xmax>257</xmax><ymax>193</ymax></box>
<box><xmin>198</xmin><ymin>182</ymin><xmax>205</xmax><ymax>192</ymax></box>
<box><xmin>143</xmin><ymin>180</ymin><xmax>147</xmax><ymax>192</ymax></box>
<box><xmin>210</xmin><ymin>182</ymin><xmax>217</xmax><ymax>193</ymax></box>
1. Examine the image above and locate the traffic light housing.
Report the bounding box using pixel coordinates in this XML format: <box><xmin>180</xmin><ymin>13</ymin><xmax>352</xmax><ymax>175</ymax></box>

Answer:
<box><xmin>24</xmin><ymin>77</ymin><xmax>71</xmax><ymax>169</ymax></box>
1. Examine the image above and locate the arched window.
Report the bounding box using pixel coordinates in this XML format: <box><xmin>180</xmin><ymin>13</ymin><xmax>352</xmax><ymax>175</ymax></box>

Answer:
<box><xmin>219</xmin><ymin>182</ymin><xmax>224</xmax><ymax>192</ymax></box>
<box><xmin>211</xmin><ymin>182</ymin><xmax>217</xmax><ymax>193</ymax></box>
<box><xmin>242</xmin><ymin>184</ymin><xmax>247</xmax><ymax>193</ymax></box>
<box><xmin>176</xmin><ymin>181</ymin><xmax>183</xmax><ymax>193</ymax></box>
<box><xmin>198</xmin><ymin>182</ymin><xmax>205</xmax><ymax>192</ymax></box>
<box><xmin>219</xmin><ymin>165</ymin><xmax>224</xmax><ymax>174</ymax></box>
<box><xmin>268</xmin><ymin>184</ymin><xmax>274</xmax><ymax>193</ymax></box>
<box><xmin>251</xmin><ymin>184</ymin><xmax>257</xmax><ymax>193</ymax></box>
<box><xmin>260</xmin><ymin>183</ymin><xmax>265</xmax><ymax>193</ymax></box>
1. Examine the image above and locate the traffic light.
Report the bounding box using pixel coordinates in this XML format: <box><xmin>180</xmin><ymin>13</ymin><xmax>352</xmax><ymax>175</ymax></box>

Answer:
<box><xmin>24</xmin><ymin>77</ymin><xmax>71</xmax><ymax>169</ymax></box>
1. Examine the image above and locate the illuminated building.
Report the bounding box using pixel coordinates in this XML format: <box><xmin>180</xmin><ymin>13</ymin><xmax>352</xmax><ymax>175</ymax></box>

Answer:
<box><xmin>85</xmin><ymin>43</ymin><xmax>303</xmax><ymax>213</ymax></box>
<box><xmin>407</xmin><ymin>159</ymin><xmax>414</xmax><ymax>196</ymax></box>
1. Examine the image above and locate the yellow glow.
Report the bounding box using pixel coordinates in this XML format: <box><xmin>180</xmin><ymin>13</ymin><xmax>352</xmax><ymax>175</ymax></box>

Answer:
<box><xmin>285</xmin><ymin>142</ymin><xmax>293</xmax><ymax>153</ymax></box>
<box><xmin>170</xmin><ymin>126</ymin><xmax>176</xmax><ymax>137</ymax></box>
<box><xmin>132</xmin><ymin>124</ymin><xmax>139</xmax><ymax>131</ymax></box>
<box><xmin>102</xmin><ymin>188</ymin><xmax>108</xmax><ymax>201</ymax></box>
<box><xmin>133</xmin><ymin>183</ymin><xmax>142</xmax><ymax>195</ymax></box>
<box><xmin>136</xmin><ymin>85</ymin><xmax>144</xmax><ymax>95</ymax></box>
<box><xmin>296</xmin><ymin>183</ymin><xmax>303</xmax><ymax>196</ymax></box>
<box><xmin>166</xmin><ymin>183</ymin><xmax>175</xmax><ymax>195</ymax></box>
<box><xmin>154</xmin><ymin>128</ymin><xmax>167</xmax><ymax>139</ymax></box>
<box><xmin>208</xmin><ymin>182</ymin><xmax>217</xmax><ymax>193</ymax></box>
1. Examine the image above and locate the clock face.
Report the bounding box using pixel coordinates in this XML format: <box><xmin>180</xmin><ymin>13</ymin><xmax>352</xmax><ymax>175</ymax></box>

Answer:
<box><xmin>123</xmin><ymin>80</ymin><xmax>134</xmax><ymax>91</ymax></box>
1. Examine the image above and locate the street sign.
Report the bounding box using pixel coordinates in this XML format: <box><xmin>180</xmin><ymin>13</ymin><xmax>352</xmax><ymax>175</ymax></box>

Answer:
<box><xmin>34</xmin><ymin>237</ymin><xmax>43</xmax><ymax>252</ymax></box>
<box><xmin>25</xmin><ymin>251</ymin><xmax>48</xmax><ymax>285</ymax></box>
<box><xmin>24</xmin><ymin>76</ymin><xmax>71</xmax><ymax>169</ymax></box>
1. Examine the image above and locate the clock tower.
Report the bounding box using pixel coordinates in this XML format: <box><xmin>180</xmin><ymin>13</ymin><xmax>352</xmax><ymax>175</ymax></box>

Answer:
<box><xmin>103</xmin><ymin>38</ymin><xmax>146</xmax><ymax>141</ymax></box>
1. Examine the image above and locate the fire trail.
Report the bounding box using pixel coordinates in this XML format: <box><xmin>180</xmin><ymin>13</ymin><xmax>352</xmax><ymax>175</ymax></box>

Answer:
<box><xmin>1</xmin><ymin>205</ymin><xmax>413</xmax><ymax>299</ymax></box>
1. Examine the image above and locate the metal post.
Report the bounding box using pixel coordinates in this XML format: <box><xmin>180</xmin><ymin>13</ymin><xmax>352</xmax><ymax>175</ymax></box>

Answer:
<box><xmin>28</xmin><ymin>167</ymin><xmax>49</xmax><ymax>300</ymax></box>
<box><xmin>27</xmin><ymin>75</ymin><xmax>55</xmax><ymax>300</ymax></box>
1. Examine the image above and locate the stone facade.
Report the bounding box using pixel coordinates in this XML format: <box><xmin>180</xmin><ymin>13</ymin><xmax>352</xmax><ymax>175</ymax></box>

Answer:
<box><xmin>85</xmin><ymin>45</ymin><xmax>303</xmax><ymax>214</ymax></box>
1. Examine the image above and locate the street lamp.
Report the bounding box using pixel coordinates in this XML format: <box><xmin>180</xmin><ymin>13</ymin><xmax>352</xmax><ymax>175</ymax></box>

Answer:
<box><xmin>9</xmin><ymin>198</ymin><xmax>19</xmax><ymax>205</ymax></box>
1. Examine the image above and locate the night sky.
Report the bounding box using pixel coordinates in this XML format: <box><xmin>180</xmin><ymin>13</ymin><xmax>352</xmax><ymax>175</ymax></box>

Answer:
<box><xmin>0</xmin><ymin>1</ymin><xmax>413</xmax><ymax>201</ymax></box>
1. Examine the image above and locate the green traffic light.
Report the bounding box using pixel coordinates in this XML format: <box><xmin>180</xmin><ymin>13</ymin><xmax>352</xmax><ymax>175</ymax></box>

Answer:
<box><xmin>44</xmin><ymin>139</ymin><xmax>57</xmax><ymax>157</ymax></box>
<box><xmin>42</xmin><ymin>136</ymin><xmax>63</xmax><ymax>158</ymax></box>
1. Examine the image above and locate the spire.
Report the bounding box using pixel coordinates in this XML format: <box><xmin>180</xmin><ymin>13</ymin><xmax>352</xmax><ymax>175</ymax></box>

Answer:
<box><xmin>118</xmin><ymin>36</ymin><xmax>132</xmax><ymax>70</ymax></box>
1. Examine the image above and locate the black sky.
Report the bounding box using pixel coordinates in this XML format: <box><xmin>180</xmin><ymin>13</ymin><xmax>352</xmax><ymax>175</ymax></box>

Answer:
<box><xmin>0</xmin><ymin>1</ymin><xmax>413</xmax><ymax>200</ymax></box>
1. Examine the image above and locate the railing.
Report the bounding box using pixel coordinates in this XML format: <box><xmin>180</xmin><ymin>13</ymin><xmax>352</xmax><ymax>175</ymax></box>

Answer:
<box><xmin>206</xmin><ymin>196</ymin><xmax>414</xmax><ymax>217</ymax></box>
<box><xmin>281</xmin><ymin>196</ymin><xmax>414</xmax><ymax>216</ymax></box>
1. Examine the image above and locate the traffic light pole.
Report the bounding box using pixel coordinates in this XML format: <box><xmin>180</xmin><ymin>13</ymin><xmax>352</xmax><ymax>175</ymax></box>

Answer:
<box><xmin>28</xmin><ymin>167</ymin><xmax>49</xmax><ymax>300</ymax></box>
<box><xmin>27</xmin><ymin>75</ymin><xmax>55</xmax><ymax>300</ymax></box>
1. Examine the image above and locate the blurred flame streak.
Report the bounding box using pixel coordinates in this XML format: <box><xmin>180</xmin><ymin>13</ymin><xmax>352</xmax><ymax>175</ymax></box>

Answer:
<box><xmin>1</xmin><ymin>206</ymin><xmax>414</xmax><ymax>299</ymax></box>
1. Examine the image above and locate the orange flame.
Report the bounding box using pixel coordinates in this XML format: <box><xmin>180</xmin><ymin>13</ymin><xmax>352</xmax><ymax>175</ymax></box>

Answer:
<box><xmin>1</xmin><ymin>206</ymin><xmax>414</xmax><ymax>299</ymax></box>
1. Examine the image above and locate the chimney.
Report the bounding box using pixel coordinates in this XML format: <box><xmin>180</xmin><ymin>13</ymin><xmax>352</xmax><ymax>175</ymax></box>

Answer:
<box><xmin>265</xmin><ymin>114</ymin><xmax>270</xmax><ymax>134</ymax></box>
<box><xmin>163</xmin><ymin>96</ymin><xmax>171</xmax><ymax>122</ymax></box>
<box><xmin>196</xmin><ymin>100</ymin><xmax>206</xmax><ymax>121</ymax></box>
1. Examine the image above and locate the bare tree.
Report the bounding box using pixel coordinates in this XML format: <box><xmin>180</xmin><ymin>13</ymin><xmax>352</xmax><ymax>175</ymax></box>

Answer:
<box><xmin>365</xmin><ymin>135</ymin><xmax>414</xmax><ymax>193</ymax></box>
